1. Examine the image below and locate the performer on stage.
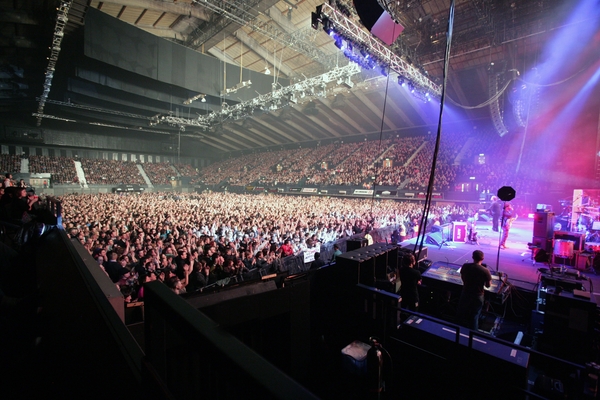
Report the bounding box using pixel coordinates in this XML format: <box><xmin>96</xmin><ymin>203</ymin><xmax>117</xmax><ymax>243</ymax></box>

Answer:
<box><xmin>457</xmin><ymin>250</ymin><xmax>491</xmax><ymax>330</ymax></box>
<box><xmin>467</xmin><ymin>211</ymin><xmax>479</xmax><ymax>245</ymax></box>
<box><xmin>499</xmin><ymin>203</ymin><xmax>517</xmax><ymax>249</ymax></box>
<box><xmin>488</xmin><ymin>196</ymin><xmax>503</xmax><ymax>232</ymax></box>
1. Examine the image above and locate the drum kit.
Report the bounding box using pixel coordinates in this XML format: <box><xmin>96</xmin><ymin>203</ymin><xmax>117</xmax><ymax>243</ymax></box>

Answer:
<box><xmin>562</xmin><ymin>199</ymin><xmax>600</xmax><ymax>240</ymax></box>
<box><xmin>577</xmin><ymin>207</ymin><xmax>600</xmax><ymax>233</ymax></box>
<box><xmin>553</xmin><ymin>239</ymin><xmax>574</xmax><ymax>259</ymax></box>
<box><xmin>546</xmin><ymin>194</ymin><xmax>600</xmax><ymax>272</ymax></box>
<box><xmin>550</xmin><ymin>238</ymin><xmax>594</xmax><ymax>273</ymax></box>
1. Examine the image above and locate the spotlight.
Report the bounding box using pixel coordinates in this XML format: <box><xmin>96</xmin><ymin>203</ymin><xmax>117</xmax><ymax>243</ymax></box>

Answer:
<box><xmin>322</xmin><ymin>17</ymin><xmax>333</xmax><ymax>34</ymax></box>
<box><xmin>311</xmin><ymin>12</ymin><xmax>320</xmax><ymax>30</ymax></box>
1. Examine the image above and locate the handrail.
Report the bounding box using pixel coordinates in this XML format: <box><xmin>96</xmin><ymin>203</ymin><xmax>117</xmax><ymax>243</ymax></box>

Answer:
<box><xmin>144</xmin><ymin>281</ymin><xmax>319</xmax><ymax>399</ymax></box>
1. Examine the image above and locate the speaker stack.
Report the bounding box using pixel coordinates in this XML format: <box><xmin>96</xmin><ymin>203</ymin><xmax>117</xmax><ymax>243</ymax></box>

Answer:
<box><xmin>532</xmin><ymin>212</ymin><xmax>555</xmax><ymax>254</ymax></box>
<box><xmin>335</xmin><ymin>243</ymin><xmax>398</xmax><ymax>288</ymax></box>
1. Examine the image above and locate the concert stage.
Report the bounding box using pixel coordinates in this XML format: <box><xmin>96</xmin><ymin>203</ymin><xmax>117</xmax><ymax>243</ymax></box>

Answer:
<box><xmin>402</xmin><ymin>216</ymin><xmax>599</xmax><ymax>295</ymax></box>
<box><xmin>400</xmin><ymin>216</ymin><xmax>599</xmax><ymax>364</ymax></box>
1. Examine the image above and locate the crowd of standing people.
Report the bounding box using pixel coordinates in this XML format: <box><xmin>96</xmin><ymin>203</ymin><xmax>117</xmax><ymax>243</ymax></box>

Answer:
<box><xmin>57</xmin><ymin>191</ymin><xmax>475</xmax><ymax>302</ymax></box>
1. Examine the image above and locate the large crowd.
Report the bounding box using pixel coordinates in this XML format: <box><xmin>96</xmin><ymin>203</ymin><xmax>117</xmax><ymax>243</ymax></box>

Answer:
<box><xmin>79</xmin><ymin>159</ymin><xmax>145</xmax><ymax>185</ymax></box>
<box><xmin>0</xmin><ymin>155</ymin><xmax>21</xmax><ymax>175</ymax></box>
<box><xmin>57</xmin><ymin>191</ymin><xmax>475</xmax><ymax>301</ymax></box>
<box><xmin>28</xmin><ymin>155</ymin><xmax>77</xmax><ymax>184</ymax></box>
<box><xmin>139</xmin><ymin>162</ymin><xmax>176</xmax><ymax>186</ymax></box>
<box><xmin>0</xmin><ymin>126</ymin><xmax>576</xmax><ymax>195</ymax></box>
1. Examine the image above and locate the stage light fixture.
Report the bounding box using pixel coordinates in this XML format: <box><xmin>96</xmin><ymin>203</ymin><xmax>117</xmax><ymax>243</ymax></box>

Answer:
<box><xmin>159</xmin><ymin>63</ymin><xmax>360</xmax><ymax>130</ymax></box>
<box><xmin>316</xmin><ymin>3</ymin><xmax>440</xmax><ymax>98</ymax></box>
<box><xmin>311</xmin><ymin>12</ymin><xmax>320</xmax><ymax>30</ymax></box>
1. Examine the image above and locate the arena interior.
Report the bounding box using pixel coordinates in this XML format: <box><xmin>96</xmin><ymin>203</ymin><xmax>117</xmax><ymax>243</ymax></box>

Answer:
<box><xmin>1</xmin><ymin>0</ymin><xmax>600</xmax><ymax>398</ymax></box>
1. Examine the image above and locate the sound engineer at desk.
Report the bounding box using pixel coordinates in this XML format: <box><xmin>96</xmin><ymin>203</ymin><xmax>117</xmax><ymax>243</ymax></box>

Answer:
<box><xmin>457</xmin><ymin>250</ymin><xmax>492</xmax><ymax>331</ymax></box>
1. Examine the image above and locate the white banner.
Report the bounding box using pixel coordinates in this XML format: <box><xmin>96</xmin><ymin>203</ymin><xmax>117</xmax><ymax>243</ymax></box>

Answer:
<box><xmin>303</xmin><ymin>248</ymin><xmax>319</xmax><ymax>263</ymax></box>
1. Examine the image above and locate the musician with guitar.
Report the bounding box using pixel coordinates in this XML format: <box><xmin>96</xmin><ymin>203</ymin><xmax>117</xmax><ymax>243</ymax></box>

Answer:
<box><xmin>499</xmin><ymin>202</ymin><xmax>517</xmax><ymax>249</ymax></box>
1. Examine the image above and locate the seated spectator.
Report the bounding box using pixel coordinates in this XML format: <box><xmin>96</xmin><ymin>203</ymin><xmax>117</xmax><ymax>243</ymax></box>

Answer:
<box><xmin>310</xmin><ymin>252</ymin><xmax>325</xmax><ymax>270</ymax></box>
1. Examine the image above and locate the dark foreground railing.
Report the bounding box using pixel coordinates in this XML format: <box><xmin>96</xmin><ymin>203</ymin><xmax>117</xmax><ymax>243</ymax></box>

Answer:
<box><xmin>144</xmin><ymin>281</ymin><xmax>319</xmax><ymax>400</ymax></box>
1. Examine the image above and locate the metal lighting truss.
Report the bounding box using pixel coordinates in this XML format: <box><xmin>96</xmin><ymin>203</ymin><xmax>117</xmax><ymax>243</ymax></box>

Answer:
<box><xmin>36</xmin><ymin>1</ymin><xmax>72</xmax><ymax>126</ymax></box>
<box><xmin>40</xmin><ymin>98</ymin><xmax>152</xmax><ymax>120</ymax></box>
<box><xmin>318</xmin><ymin>3</ymin><xmax>441</xmax><ymax>97</ymax></box>
<box><xmin>157</xmin><ymin>114</ymin><xmax>210</xmax><ymax>129</ymax></box>
<box><xmin>159</xmin><ymin>62</ymin><xmax>361</xmax><ymax>130</ymax></box>
<box><xmin>32</xmin><ymin>113</ymin><xmax>76</xmax><ymax>123</ymax></box>
<box><xmin>191</xmin><ymin>0</ymin><xmax>337</xmax><ymax>69</ymax></box>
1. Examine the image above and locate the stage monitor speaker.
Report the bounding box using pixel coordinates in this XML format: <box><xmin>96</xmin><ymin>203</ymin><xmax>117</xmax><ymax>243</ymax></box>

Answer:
<box><xmin>353</xmin><ymin>0</ymin><xmax>404</xmax><ymax>45</ymax></box>
<box><xmin>532</xmin><ymin>236</ymin><xmax>553</xmax><ymax>254</ymax></box>
<box><xmin>533</xmin><ymin>212</ymin><xmax>555</xmax><ymax>239</ymax></box>
<box><xmin>534</xmin><ymin>249</ymin><xmax>549</xmax><ymax>263</ymax></box>
<box><xmin>426</xmin><ymin>232</ymin><xmax>443</xmax><ymax>247</ymax></box>
<box><xmin>577</xmin><ymin>252</ymin><xmax>593</xmax><ymax>271</ymax></box>
<box><xmin>431</xmin><ymin>223</ymin><xmax>452</xmax><ymax>240</ymax></box>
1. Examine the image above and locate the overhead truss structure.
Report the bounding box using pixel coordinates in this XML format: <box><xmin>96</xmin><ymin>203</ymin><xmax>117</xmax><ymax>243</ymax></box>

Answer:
<box><xmin>317</xmin><ymin>3</ymin><xmax>441</xmax><ymax>97</ymax></box>
<box><xmin>158</xmin><ymin>62</ymin><xmax>362</xmax><ymax>131</ymax></box>
<box><xmin>36</xmin><ymin>0</ymin><xmax>73</xmax><ymax>126</ymax></box>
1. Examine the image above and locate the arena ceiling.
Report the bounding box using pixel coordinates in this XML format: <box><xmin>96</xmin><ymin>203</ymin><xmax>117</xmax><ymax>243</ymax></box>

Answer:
<box><xmin>0</xmin><ymin>0</ymin><xmax>581</xmax><ymax>154</ymax></box>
